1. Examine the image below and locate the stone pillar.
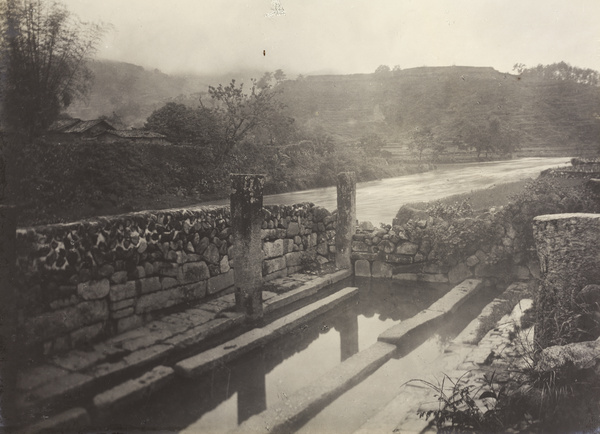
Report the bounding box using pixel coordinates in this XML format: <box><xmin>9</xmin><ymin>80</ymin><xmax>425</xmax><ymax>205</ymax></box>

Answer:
<box><xmin>231</xmin><ymin>174</ymin><xmax>265</xmax><ymax>320</ymax></box>
<box><xmin>0</xmin><ymin>205</ymin><xmax>17</xmax><ymax>424</ymax></box>
<box><xmin>336</xmin><ymin>314</ymin><xmax>359</xmax><ymax>362</ymax></box>
<box><xmin>335</xmin><ymin>172</ymin><xmax>356</xmax><ymax>270</ymax></box>
<box><xmin>533</xmin><ymin>213</ymin><xmax>600</xmax><ymax>348</ymax></box>
<box><xmin>236</xmin><ymin>349</ymin><xmax>266</xmax><ymax>424</ymax></box>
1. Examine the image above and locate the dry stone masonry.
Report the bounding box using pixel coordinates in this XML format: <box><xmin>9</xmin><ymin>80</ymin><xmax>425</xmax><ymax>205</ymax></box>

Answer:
<box><xmin>15</xmin><ymin>203</ymin><xmax>335</xmax><ymax>356</ymax></box>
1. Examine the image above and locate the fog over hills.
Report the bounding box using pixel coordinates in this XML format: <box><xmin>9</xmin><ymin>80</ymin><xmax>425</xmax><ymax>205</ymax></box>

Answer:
<box><xmin>68</xmin><ymin>60</ymin><xmax>600</xmax><ymax>152</ymax></box>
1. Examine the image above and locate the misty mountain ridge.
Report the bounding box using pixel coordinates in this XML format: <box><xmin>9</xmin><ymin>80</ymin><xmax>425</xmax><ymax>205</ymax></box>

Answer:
<box><xmin>67</xmin><ymin>60</ymin><xmax>600</xmax><ymax>153</ymax></box>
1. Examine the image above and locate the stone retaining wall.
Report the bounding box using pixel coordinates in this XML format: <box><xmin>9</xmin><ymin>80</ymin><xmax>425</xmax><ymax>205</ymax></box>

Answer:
<box><xmin>14</xmin><ymin>203</ymin><xmax>335</xmax><ymax>356</ymax></box>
<box><xmin>351</xmin><ymin>217</ymin><xmax>539</xmax><ymax>286</ymax></box>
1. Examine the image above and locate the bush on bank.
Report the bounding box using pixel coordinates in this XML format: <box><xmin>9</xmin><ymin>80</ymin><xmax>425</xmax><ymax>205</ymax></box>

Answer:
<box><xmin>4</xmin><ymin>139</ymin><xmax>426</xmax><ymax>227</ymax></box>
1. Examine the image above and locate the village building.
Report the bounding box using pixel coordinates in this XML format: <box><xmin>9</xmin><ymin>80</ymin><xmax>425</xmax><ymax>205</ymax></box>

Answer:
<box><xmin>95</xmin><ymin>129</ymin><xmax>170</xmax><ymax>145</ymax></box>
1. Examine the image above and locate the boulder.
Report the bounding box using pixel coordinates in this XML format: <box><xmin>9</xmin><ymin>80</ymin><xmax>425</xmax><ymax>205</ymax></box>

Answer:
<box><xmin>536</xmin><ymin>338</ymin><xmax>600</xmax><ymax>373</ymax></box>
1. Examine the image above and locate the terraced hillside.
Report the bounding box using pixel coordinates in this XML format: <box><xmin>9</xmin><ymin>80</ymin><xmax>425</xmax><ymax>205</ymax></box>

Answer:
<box><xmin>281</xmin><ymin>66</ymin><xmax>600</xmax><ymax>154</ymax></box>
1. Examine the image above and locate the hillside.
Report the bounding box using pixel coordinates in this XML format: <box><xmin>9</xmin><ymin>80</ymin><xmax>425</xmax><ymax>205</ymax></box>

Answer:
<box><xmin>66</xmin><ymin>60</ymin><xmax>267</xmax><ymax>127</ymax></box>
<box><xmin>281</xmin><ymin>66</ymin><xmax>600</xmax><ymax>155</ymax></box>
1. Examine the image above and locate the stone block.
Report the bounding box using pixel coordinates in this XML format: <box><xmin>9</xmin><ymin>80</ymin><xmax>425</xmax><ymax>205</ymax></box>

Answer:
<box><xmin>220</xmin><ymin>255</ymin><xmax>231</xmax><ymax>273</ymax></box>
<box><xmin>372</xmin><ymin>261</ymin><xmax>393</xmax><ymax>278</ymax></box>
<box><xmin>109</xmin><ymin>281</ymin><xmax>136</xmax><ymax>302</ymax></box>
<box><xmin>25</xmin><ymin>300</ymin><xmax>109</xmax><ymax>343</ymax></box>
<box><xmin>384</xmin><ymin>254</ymin><xmax>412</xmax><ymax>264</ymax></box>
<box><xmin>77</xmin><ymin>279</ymin><xmax>110</xmax><ymax>300</ymax></box>
<box><xmin>110</xmin><ymin>271</ymin><xmax>128</xmax><ymax>284</ymax></box>
<box><xmin>161</xmin><ymin>276</ymin><xmax>178</xmax><ymax>290</ymax></box>
<box><xmin>184</xmin><ymin>280</ymin><xmax>208</xmax><ymax>300</ymax></box>
<box><xmin>352</xmin><ymin>241</ymin><xmax>370</xmax><ymax>252</ymax></box>
<box><xmin>284</xmin><ymin>252</ymin><xmax>303</xmax><ymax>268</ymax></box>
<box><xmin>180</xmin><ymin>261</ymin><xmax>210</xmax><ymax>284</ymax></box>
<box><xmin>264</xmin><ymin>269</ymin><xmax>288</xmax><ymax>281</ymax></box>
<box><xmin>283</xmin><ymin>239</ymin><xmax>295</xmax><ymax>254</ymax></box>
<box><xmin>117</xmin><ymin>315</ymin><xmax>143</xmax><ymax>334</ymax></box>
<box><xmin>112</xmin><ymin>307</ymin><xmax>135</xmax><ymax>320</ymax></box>
<box><xmin>396</xmin><ymin>242</ymin><xmax>419</xmax><ymax>255</ymax></box>
<box><xmin>139</xmin><ymin>277</ymin><xmax>162</xmax><ymax>294</ymax></box>
<box><xmin>448</xmin><ymin>262</ymin><xmax>472</xmax><ymax>284</ymax></box>
<box><xmin>202</xmin><ymin>244</ymin><xmax>220</xmax><ymax>264</ymax></box>
<box><xmin>287</xmin><ymin>222</ymin><xmax>300</xmax><ymax>237</ymax></box>
<box><xmin>207</xmin><ymin>270</ymin><xmax>234</xmax><ymax>295</ymax></box>
<box><xmin>378</xmin><ymin>240</ymin><xmax>396</xmax><ymax>254</ymax></box>
<box><xmin>93</xmin><ymin>366</ymin><xmax>174</xmax><ymax>417</ymax></box>
<box><xmin>466</xmin><ymin>255</ymin><xmax>480</xmax><ymax>267</ymax></box>
<box><xmin>19</xmin><ymin>408</ymin><xmax>90</xmax><ymax>434</ymax></box>
<box><xmin>263</xmin><ymin>240</ymin><xmax>284</xmax><ymax>259</ymax></box>
<box><xmin>264</xmin><ymin>257</ymin><xmax>286</xmax><ymax>275</ymax></box>
<box><xmin>354</xmin><ymin>260</ymin><xmax>371</xmax><ymax>277</ymax></box>
<box><xmin>110</xmin><ymin>298</ymin><xmax>134</xmax><ymax>311</ymax></box>
<box><xmin>70</xmin><ymin>322</ymin><xmax>104</xmax><ymax>347</ymax></box>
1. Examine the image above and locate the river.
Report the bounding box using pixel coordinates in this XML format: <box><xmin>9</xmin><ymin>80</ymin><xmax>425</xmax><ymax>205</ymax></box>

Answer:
<box><xmin>203</xmin><ymin>157</ymin><xmax>569</xmax><ymax>225</ymax></box>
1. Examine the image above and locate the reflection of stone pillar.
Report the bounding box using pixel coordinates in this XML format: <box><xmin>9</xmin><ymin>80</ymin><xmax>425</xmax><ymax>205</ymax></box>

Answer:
<box><xmin>0</xmin><ymin>205</ymin><xmax>17</xmax><ymax>424</ymax></box>
<box><xmin>231</xmin><ymin>174</ymin><xmax>265</xmax><ymax>320</ymax></box>
<box><xmin>237</xmin><ymin>349</ymin><xmax>266</xmax><ymax>424</ymax></box>
<box><xmin>335</xmin><ymin>314</ymin><xmax>359</xmax><ymax>362</ymax></box>
<box><xmin>335</xmin><ymin>172</ymin><xmax>356</xmax><ymax>270</ymax></box>
<box><xmin>533</xmin><ymin>214</ymin><xmax>600</xmax><ymax>348</ymax></box>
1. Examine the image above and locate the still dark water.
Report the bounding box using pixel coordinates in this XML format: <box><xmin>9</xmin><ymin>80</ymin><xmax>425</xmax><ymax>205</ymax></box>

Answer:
<box><xmin>105</xmin><ymin>279</ymin><xmax>446</xmax><ymax>432</ymax></box>
<box><xmin>104</xmin><ymin>279</ymin><xmax>500</xmax><ymax>433</ymax></box>
<box><xmin>203</xmin><ymin>157</ymin><xmax>569</xmax><ymax>224</ymax></box>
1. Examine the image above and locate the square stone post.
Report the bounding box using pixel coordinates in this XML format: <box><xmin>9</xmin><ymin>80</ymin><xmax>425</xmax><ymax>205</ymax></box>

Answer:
<box><xmin>231</xmin><ymin>174</ymin><xmax>265</xmax><ymax>320</ymax></box>
<box><xmin>335</xmin><ymin>172</ymin><xmax>356</xmax><ymax>269</ymax></box>
<box><xmin>533</xmin><ymin>213</ymin><xmax>600</xmax><ymax>348</ymax></box>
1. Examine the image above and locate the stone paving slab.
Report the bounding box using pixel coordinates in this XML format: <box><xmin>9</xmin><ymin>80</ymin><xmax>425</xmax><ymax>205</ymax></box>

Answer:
<box><xmin>357</xmin><ymin>290</ymin><xmax>533</xmax><ymax>434</ymax></box>
<box><xmin>176</xmin><ymin>286</ymin><xmax>359</xmax><ymax>378</ymax></box>
<box><xmin>264</xmin><ymin>269</ymin><xmax>352</xmax><ymax>313</ymax></box>
<box><xmin>93</xmin><ymin>365</ymin><xmax>174</xmax><ymax>419</ymax></box>
<box><xmin>378</xmin><ymin>279</ymin><xmax>482</xmax><ymax>345</ymax></box>
<box><xmin>17</xmin><ymin>407</ymin><xmax>90</xmax><ymax>434</ymax></box>
<box><xmin>234</xmin><ymin>341</ymin><xmax>397</xmax><ymax>434</ymax></box>
<box><xmin>14</xmin><ymin>270</ymin><xmax>350</xmax><ymax>428</ymax></box>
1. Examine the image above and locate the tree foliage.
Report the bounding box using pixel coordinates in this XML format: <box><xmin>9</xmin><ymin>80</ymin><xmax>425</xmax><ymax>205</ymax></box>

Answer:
<box><xmin>513</xmin><ymin>61</ymin><xmax>600</xmax><ymax>86</ymax></box>
<box><xmin>0</xmin><ymin>0</ymin><xmax>107</xmax><ymax>137</ymax></box>
<box><xmin>455</xmin><ymin>118</ymin><xmax>517</xmax><ymax>159</ymax></box>
<box><xmin>200</xmin><ymin>71</ymin><xmax>294</xmax><ymax>159</ymax></box>
<box><xmin>144</xmin><ymin>102</ymin><xmax>220</xmax><ymax>146</ymax></box>
<box><xmin>409</xmin><ymin>126</ymin><xmax>443</xmax><ymax>162</ymax></box>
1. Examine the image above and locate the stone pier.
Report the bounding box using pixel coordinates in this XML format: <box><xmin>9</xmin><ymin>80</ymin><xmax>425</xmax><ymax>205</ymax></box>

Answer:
<box><xmin>231</xmin><ymin>174</ymin><xmax>265</xmax><ymax>320</ymax></box>
<box><xmin>335</xmin><ymin>172</ymin><xmax>356</xmax><ymax>270</ymax></box>
<box><xmin>533</xmin><ymin>213</ymin><xmax>600</xmax><ymax>347</ymax></box>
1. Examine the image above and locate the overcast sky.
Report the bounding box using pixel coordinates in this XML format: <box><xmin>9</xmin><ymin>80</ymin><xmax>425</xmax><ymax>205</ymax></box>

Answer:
<box><xmin>61</xmin><ymin>0</ymin><xmax>600</xmax><ymax>77</ymax></box>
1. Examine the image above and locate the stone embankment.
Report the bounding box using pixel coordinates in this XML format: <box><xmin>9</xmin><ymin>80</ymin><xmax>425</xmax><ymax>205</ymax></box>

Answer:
<box><xmin>14</xmin><ymin>203</ymin><xmax>336</xmax><ymax>356</ymax></box>
<box><xmin>351</xmin><ymin>217</ymin><xmax>538</xmax><ymax>286</ymax></box>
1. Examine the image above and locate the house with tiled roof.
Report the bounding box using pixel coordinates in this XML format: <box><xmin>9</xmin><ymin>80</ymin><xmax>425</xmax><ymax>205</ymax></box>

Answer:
<box><xmin>95</xmin><ymin>129</ymin><xmax>170</xmax><ymax>145</ymax></box>
<box><xmin>47</xmin><ymin>118</ymin><xmax>115</xmax><ymax>141</ymax></box>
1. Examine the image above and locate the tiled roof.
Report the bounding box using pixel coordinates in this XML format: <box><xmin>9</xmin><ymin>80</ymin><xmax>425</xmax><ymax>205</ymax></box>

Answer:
<box><xmin>62</xmin><ymin>119</ymin><xmax>114</xmax><ymax>134</ymax></box>
<box><xmin>48</xmin><ymin>118</ymin><xmax>81</xmax><ymax>132</ymax></box>
<box><xmin>107</xmin><ymin>130</ymin><xmax>167</xmax><ymax>139</ymax></box>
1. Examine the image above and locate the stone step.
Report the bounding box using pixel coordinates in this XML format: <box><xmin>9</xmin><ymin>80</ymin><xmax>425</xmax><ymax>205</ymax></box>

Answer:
<box><xmin>235</xmin><ymin>341</ymin><xmax>397</xmax><ymax>434</ymax></box>
<box><xmin>14</xmin><ymin>269</ymin><xmax>352</xmax><ymax>426</ymax></box>
<box><xmin>175</xmin><ymin>286</ymin><xmax>359</xmax><ymax>378</ymax></box>
<box><xmin>378</xmin><ymin>279</ymin><xmax>483</xmax><ymax>346</ymax></box>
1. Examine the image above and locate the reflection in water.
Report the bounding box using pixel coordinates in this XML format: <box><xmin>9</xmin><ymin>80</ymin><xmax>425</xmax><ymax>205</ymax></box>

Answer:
<box><xmin>106</xmin><ymin>280</ymin><xmax>454</xmax><ymax>432</ymax></box>
<box><xmin>335</xmin><ymin>314</ymin><xmax>359</xmax><ymax>362</ymax></box>
<box><xmin>201</xmin><ymin>157</ymin><xmax>569</xmax><ymax>224</ymax></box>
<box><xmin>236</xmin><ymin>349</ymin><xmax>266</xmax><ymax>424</ymax></box>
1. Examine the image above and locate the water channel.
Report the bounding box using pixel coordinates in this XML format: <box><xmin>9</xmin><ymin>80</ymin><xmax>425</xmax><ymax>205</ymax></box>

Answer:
<box><xmin>104</xmin><ymin>158</ymin><xmax>564</xmax><ymax>432</ymax></box>
<box><xmin>204</xmin><ymin>157</ymin><xmax>569</xmax><ymax>224</ymax></box>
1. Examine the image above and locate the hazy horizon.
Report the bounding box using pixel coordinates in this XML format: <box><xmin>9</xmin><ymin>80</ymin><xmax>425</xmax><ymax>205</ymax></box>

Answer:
<box><xmin>61</xmin><ymin>0</ymin><xmax>600</xmax><ymax>77</ymax></box>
